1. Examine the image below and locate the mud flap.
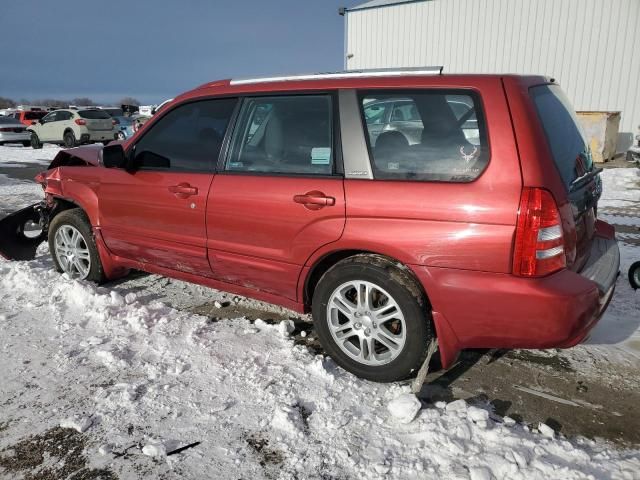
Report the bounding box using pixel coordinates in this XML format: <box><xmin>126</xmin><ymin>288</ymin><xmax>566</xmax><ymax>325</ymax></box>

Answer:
<box><xmin>0</xmin><ymin>203</ymin><xmax>47</xmax><ymax>261</ymax></box>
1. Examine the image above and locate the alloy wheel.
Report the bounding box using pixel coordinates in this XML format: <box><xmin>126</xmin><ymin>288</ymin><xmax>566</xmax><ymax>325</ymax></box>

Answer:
<box><xmin>326</xmin><ymin>280</ymin><xmax>407</xmax><ymax>366</ymax></box>
<box><xmin>54</xmin><ymin>225</ymin><xmax>91</xmax><ymax>279</ymax></box>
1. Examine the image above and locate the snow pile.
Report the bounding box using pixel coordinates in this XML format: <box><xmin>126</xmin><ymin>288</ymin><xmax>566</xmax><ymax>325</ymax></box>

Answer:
<box><xmin>0</xmin><ymin>144</ymin><xmax>60</xmax><ymax>167</ymax></box>
<box><xmin>599</xmin><ymin>167</ymin><xmax>640</xmax><ymax>208</ymax></box>
<box><xmin>0</xmin><ymin>256</ymin><xmax>638</xmax><ymax>479</ymax></box>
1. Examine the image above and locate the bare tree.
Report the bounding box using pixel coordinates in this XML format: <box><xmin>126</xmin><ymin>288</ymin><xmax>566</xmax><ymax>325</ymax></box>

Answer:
<box><xmin>119</xmin><ymin>97</ymin><xmax>141</xmax><ymax>106</ymax></box>
<box><xmin>71</xmin><ymin>97</ymin><xmax>95</xmax><ymax>106</ymax></box>
<box><xmin>0</xmin><ymin>97</ymin><xmax>16</xmax><ymax>109</ymax></box>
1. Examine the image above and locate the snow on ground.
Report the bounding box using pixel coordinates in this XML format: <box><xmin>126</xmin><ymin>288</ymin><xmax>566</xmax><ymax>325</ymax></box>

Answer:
<box><xmin>0</xmin><ymin>144</ymin><xmax>639</xmax><ymax>478</ymax></box>
<box><xmin>0</xmin><ymin>144</ymin><xmax>60</xmax><ymax>167</ymax></box>
<box><xmin>0</xmin><ymin>255</ymin><xmax>638</xmax><ymax>479</ymax></box>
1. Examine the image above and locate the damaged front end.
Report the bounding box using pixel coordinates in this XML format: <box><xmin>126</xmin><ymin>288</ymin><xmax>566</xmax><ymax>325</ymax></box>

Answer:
<box><xmin>0</xmin><ymin>144</ymin><xmax>104</xmax><ymax>261</ymax></box>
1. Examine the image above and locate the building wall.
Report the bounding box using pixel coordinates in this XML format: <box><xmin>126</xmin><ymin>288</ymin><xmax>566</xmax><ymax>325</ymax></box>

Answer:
<box><xmin>345</xmin><ymin>0</ymin><xmax>640</xmax><ymax>144</ymax></box>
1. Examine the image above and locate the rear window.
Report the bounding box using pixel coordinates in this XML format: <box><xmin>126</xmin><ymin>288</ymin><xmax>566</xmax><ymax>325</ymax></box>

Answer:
<box><xmin>359</xmin><ymin>90</ymin><xmax>489</xmax><ymax>182</ymax></box>
<box><xmin>530</xmin><ymin>84</ymin><xmax>592</xmax><ymax>187</ymax></box>
<box><xmin>104</xmin><ymin>108</ymin><xmax>124</xmax><ymax>117</ymax></box>
<box><xmin>78</xmin><ymin>110</ymin><xmax>111</xmax><ymax>119</ymax></box>
<box><xmin>0</xmin><ymin>117</ymin><xmax>21</xmax><ymax>125</ymax></box>
<box><xmin>24</xmin><ymin>111</ymin><xmax>46</xmax><ymax>120</ymax></box>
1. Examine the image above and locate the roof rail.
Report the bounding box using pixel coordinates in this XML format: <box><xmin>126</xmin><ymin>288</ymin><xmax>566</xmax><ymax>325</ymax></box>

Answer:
<box><xmin>230</xmin><ymin>66</ymin><xmax>444</xmax><ymax>85</ymax></box>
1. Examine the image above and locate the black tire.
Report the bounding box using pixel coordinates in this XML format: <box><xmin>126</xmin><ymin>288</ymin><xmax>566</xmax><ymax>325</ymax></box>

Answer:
<box><xmin>629</xmin><ymin>261</ymin><xmax>640</xmax><ymax>290</ymax></box>
<box><xmin>48</xmin><ymin>208</ymin><xmax>106</xmax><ymax>283</ymax></box>
<box><xmin>63</xmin><ymin>131</ymin><xmax>77</xmax><ymax>148</ymax></box>
<box><xmin>22</xmin><ymin>141</ymin><xmax>30</xmax><ymax>147</ymax></box>
<box><xmin>312</xmin><ymin>254</ymin><xmax>434</xmax><ymax>382</ymax></box>
<box><xmin>30</xmin><ymin>132</ymin><xmax>43</xmax><ymax>149</ymax></box>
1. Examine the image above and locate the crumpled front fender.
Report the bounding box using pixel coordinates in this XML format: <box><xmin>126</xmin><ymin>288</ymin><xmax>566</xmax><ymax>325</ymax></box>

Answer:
<box><xmin>0</xmin><ymin>203</ymin><xmax>48</xmax><ymax>261</ymax></box>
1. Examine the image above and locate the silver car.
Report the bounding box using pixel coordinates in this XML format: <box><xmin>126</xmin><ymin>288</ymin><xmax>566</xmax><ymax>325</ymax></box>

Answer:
<box><xmin>363</xmin><ymin>96</ymin><xmax>480</xmax><ymax>147</ymax></box>
<box><xmin>0</xmin><ymin>116</ymin><xmax>30</xmax><ymax>146</ymax></box>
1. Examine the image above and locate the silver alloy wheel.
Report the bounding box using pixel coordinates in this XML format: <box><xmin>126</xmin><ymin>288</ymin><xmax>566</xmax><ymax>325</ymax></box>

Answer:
<box><xmin>326</xmin><ymin>280</ymin><xmax>407</xmax><ymax>366</ymax></box>
<box><xmin>54</xmin><ymin>225</ymin><xmax>91</xmax><ymax>279</ymax></box>
<box><xmin>117</xmin><ymin>131</ymin><xmax>126</xmax><ymax>140</ymax></box>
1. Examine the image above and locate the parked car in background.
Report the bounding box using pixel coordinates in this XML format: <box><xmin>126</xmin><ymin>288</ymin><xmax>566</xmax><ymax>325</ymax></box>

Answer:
<box><xmin>0</xmin><ymin>116</ymin><xmax>30</xmax><ymax>146</ymax></box>
<box><xmin>363</xmin><ymin>96</ymin><xmax>479</xmax><ymax>147</ymax></box>
<box><xmin>112</xmin><ymin>115</ymin><xmax>135</xmax><ymax>140</ymax></box>
<box><xmin>0</xmin><ymin>71</ymin><xmax>620</xmax><ymax>383</ymax></box>
<box><xmin>626</xmin><ymin>125</ymin><xmax>640</xmax><ymax>164</ymax></box>
<box><xmin>12</xmin><ymin>110</ymin><xmax>47</xmax><ymax>127</ymax></box>
<box><xmin>27</xmin><ymin>109</ymin><xmax>116</xmax><ymax>148</ymax></box>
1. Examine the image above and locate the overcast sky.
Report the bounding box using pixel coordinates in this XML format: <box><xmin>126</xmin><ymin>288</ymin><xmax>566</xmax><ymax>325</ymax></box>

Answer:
<box><xmin>1</xmin><ymin>0</ymin><xmax>360</xmax><ymax>105</ymax></box>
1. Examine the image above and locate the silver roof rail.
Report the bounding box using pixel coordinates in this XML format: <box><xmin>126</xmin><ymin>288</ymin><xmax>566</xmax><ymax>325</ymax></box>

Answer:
<box><xmin>230</xmin><ymin>66</ymin><xmax>444</xmax><ymax>85</ymax></box>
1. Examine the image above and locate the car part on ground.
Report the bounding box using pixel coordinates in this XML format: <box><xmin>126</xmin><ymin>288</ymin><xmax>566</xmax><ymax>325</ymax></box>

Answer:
<box><xmin>0</xmin><ymin>70</ymin><xmax>621</xmax><ymax>382</ymax></box>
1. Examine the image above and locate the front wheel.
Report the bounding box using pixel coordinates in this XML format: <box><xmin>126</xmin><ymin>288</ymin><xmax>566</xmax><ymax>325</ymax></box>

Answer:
<box><xmin>629</xmin><ymin>261</ymin><xmax>640</xmax><ymax>290</ymax></box>
<box><xmin>48</xmin><ymin>209</ymin><xmax>105</xmax><ymax>283</ymax></box>
<box><xmin>116</xmin><ymin>131</ymin><xmax>126</xmax><ymax>140</ymax></box>
<box><xmin>312</xmin><ymin>254</ymin><xmax>434</xmax><ymax>382</ymax></box>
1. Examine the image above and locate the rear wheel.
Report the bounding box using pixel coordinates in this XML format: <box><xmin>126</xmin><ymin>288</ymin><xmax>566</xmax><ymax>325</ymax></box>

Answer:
<box><xmin>49</xmin><ymin>209</ymin><xmax>105</xmax><ymax>283</ymax></box>
<box><xmin>63</xmin><ymin>131</ymin><xmax>77</xmax><ymax>148</ymax></box>
<box><xmin>312</xmin><ymin>254</ymin><xmax>433</xmax><ymax>382</ymax></box>
<box><xmin>30</xmin><ymin>133</ymin><xmax>42</xmax><ymax>149</ymax></box>
<box><xmin>116</xmin><ymin>131</ymin><xmax>126</xmax><ymax>140</ymax></box>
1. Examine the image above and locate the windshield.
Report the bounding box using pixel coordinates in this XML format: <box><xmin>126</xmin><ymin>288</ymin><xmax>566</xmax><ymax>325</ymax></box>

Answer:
<box><xmin>24</xmin><ymin>111</ymin><xmax>46</xmax><ymax>120</ymax></box>
<box><xmin>530</xmin><ymin>84</ymin><xmax>592</xmax><ymax>188</ymax></box>
<box><xmin>79</xmin><ymin>110</ymin><xmax>111</xmax><ymax>120</ymax></box>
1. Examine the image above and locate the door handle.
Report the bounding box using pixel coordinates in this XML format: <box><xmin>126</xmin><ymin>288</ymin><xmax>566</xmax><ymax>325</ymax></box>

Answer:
<box><xmin>168</xmin><ymin>183</ymin><xmax>198</xmax><ymax>198</ymax></box>
<box><xmin>293</xmin><ymin>191</ymin><xmax>336</xmax><ymax>210</ymax></box>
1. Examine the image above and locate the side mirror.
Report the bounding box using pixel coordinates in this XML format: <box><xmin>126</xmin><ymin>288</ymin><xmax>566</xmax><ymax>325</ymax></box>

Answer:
<box><xmin>102</xmin><ymin>143</ymin><xmax>128</xmax><ymax>169</ymax></box>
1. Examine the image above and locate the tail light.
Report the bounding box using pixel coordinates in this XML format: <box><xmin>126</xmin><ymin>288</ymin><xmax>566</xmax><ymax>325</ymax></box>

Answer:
<box><xmin>74</xmin><ymin>119</ymin><xmax>86</xmax><ymax>126</ymax></box>
<box><xmin>513</xmin><ymin>187</ymin><xmax>566</xmax><ymax>277</ymax></box>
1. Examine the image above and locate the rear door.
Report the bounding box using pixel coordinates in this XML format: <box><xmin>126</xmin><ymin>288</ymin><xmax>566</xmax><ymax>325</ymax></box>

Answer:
<box><xmin>98</xmin><ymin>98</ymin><xmax>237</xmax><ymax>275</ymax></box>
<box><xmin>206</xmin><ymin>93</ymin><xmax>345</xmax><ymax>301</ymax></box>
<box><xmin>530</xmin><ymin>84</ymin><xmax>598</xmax><ymax>271</ymax></box>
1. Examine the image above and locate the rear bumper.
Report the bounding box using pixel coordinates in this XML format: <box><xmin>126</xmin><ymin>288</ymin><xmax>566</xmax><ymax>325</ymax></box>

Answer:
<box><xmin>0</xmin><ymin>131</ymin><xmax>30</xmax><ymax>142</ymax></box>
<box><xmin>412</xmin><ymin>225</ymin><xmax>620</xmax><ymax>368</ymax></box>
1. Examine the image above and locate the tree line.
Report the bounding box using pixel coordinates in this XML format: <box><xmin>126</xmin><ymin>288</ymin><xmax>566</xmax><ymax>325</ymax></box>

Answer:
<box><xmin>0</xmin><ymin>96</ymin><xmax>141</xmax><ymax>109</ymax></box>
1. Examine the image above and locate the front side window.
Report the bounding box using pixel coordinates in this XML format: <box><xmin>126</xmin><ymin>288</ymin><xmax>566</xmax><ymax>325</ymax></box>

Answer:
<box><xmin>133</xmin><ymin>98</ymin><xmax>237</xmax><ymax>172</ymax></box>
<box><xmin>42</xmin><ymin>112</ymin><xmax>58</xmax><ymax>123</ymax></box>
<box><xmin>359</xmin><ymin>90</ymin><xmax>489</xmax><ymax>182</ymax></box>
<box><xmin>226</xmin><ymin>95</ymin><xmax>333</xmax><ymax>175</ymax></box>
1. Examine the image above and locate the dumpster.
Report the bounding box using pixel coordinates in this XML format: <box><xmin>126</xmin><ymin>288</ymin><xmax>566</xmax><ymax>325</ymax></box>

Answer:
<box><xmin>576</xmin><ymin>111</ymin><xmax>621</xmax><ymax>163</ymax></box>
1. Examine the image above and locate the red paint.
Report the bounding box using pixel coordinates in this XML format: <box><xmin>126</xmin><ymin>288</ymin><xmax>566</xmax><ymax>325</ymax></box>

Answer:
<box><xmin>36</xmin><ymin>73</ymin><xmax>617</xmax><ymax>370</ymax></box>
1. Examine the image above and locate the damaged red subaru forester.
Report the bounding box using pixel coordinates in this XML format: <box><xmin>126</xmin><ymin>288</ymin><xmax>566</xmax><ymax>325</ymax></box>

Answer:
<box><xmin>0</xmin><ymin>69</ymin><xmax>620</xmax><ymax>382</ymax></box>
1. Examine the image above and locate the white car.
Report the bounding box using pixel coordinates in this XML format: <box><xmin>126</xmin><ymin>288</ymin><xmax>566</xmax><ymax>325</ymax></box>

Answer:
<box><xmin>0</xmin><ymin>116</ymin><xmax>30</xmax><ymax>146</ymax></box>
<box><xmin>27</xmin><ymin>109</ymin><xmax>116</xmax><ymax>149</ymax></box>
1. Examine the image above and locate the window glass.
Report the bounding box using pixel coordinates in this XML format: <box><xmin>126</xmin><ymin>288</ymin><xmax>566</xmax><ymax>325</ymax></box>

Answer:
<box><xmin>134</xmin><ymin>98</ymin><xmax>237</xmax><ymax>172</ymax></box>
<box><xmin>530</xmin><ymin>85</ymin><xmax>592</xmax><ymax>188</ymax></box>
<box><xmin>363</xmin><ymin>101</ymin><xmax>388</xmax><ymax>125</ymax></box>
<box><xmin>42</xmin><ymin>112</ymin><xmax>57</xmax><ymax>123</ymax></box>
<box><xmin>360</xmin><ymin>91</ymin><xmax>489</xmax><ymax>182</ymax></box>
<box><xmin>25</xmin><ymin>111</ymin><xmax>46</xmax><ymax>120</ymax></box>
<box><xmin>226</xmin><ymin>95</ymin><xmax>333</xmax><ymax>175</ymax></box>
<box><xmin>58</xmin><ymin>111</ymin><xmax>72</xmax><ymax>121</ymax></box>
<box><xmin>79</xmin><ymin>110</ymin><xmax>111</xmax><ymax>119</ymax></box>
<box><xmin>0</xmin><ymin>116</ymin><xmax>21</xmax><ymax>125</ymax></box>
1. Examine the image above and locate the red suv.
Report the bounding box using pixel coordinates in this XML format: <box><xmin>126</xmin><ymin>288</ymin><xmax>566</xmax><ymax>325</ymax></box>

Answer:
<box><xmin>0</xmin><ymin>71</ymin><xmax>620</xmax><ymax>382</ymax></box>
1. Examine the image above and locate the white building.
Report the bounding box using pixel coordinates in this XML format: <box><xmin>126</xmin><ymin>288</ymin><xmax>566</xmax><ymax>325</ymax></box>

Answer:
<box><xmin>342</xmin><ymin>0</ymin><xmax>640</xmax><ymax>148</ymax></box>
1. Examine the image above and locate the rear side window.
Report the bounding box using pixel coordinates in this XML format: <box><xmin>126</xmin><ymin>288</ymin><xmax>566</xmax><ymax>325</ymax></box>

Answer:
<box><xmin>530</xmin><ymin>85</ymin><xmax>592</xmax><ymax>188</ymax></box>
<box><xmin>226</xmin><ymin>95</ymin><xmax>333</xmax><ymax>175</ymax></box>
<box><xmin>359</xmin><ymin>91</ymin><xmax>489</xmax><ymax>182</ymax></box>
<box><xmin>134</xmin><ymin>98</ymin><xmax>237</xmax><ymax>172</ymax></box>
<box><xmin>78</xmin><ymin>110</ymin><xmax>111</xmax><ymax>119</ymax></box>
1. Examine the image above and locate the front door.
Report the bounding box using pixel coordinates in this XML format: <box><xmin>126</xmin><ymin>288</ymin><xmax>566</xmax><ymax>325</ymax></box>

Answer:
<box><xmin>207</xmin><ymin>94</ymin><xmax>345</xmax><ymax>301</ymax></box>
<box><xmin>99</xmin><ymin>97</ymin><xmax>238</xmax><ymax>275</ymax></box>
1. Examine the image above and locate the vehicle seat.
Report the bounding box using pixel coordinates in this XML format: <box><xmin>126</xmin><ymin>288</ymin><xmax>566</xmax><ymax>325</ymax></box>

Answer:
<box><xmin>374</xmin><ymin>130</ymin><xmax>409</xmax><ymax>170</ymax></box>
